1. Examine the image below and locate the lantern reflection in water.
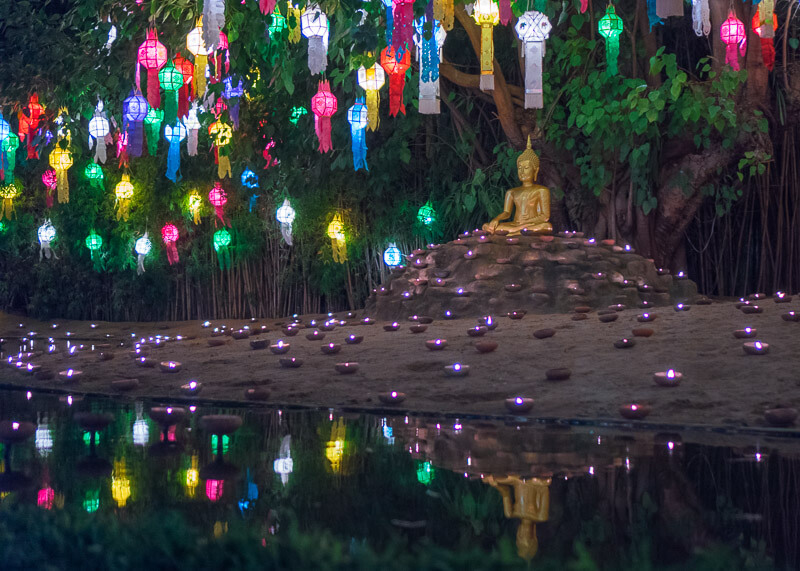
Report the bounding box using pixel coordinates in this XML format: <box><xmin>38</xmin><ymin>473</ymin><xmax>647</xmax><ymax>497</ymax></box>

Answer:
<box><xmin>112</xmin><ymin>459</ymin><xmax>131</xmax><ymax>507</ymax></box>
<box><xmin>206</xmin><ymin>479</ymin><xmax>224</xmax><ymax>502</ymax></box>
<box><xmin>325</xmin><ymin>419</ymin><xmax>347</xmax><ymax>474</ymax></box>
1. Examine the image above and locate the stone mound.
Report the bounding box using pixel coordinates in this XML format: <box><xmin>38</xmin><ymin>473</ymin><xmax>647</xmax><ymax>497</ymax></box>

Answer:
<box><xmin>365</xmin><ymin>231</ymin><xmax>697</xmax><ymax>319</ymax></box>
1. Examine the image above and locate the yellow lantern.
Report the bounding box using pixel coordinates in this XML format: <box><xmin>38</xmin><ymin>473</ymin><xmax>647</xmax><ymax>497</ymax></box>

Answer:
<box><xmin>208</xmin><ymin>120</ymin><xmax>233</xmax><ymax>179</ymax></box>
<box><xmin>0</xmin><ymin>182</ymin><xmax>20</xmax><ymax>221</ymax></box>
<box><xmin>326</xmin><ymin>212</ymin><xmax>347</xmax><ymax>263</ymax></box>
<box><xmin>287</xmin><ymin>1</ymin><xmax>302</xmax><ymax>44</ymax></box>
<box><xmin>114</xmin><ymin>174</ymin><xmax>134</xmax><ymax>221</ymax></box>
<box><xmin>187</xmin><ymin>191</ymin><xmax>202</xmax><ymax>224</ymax></box>
<box><xmin>357</xmin><ymin>61</ymin><xmax>385</xmax><ymax>132</ymax></box>
<box><xmin>187</xmin><ymin>18</ymin><xmax>211</xmax><ymax>97</ymax></box>
<box><xmin>111</xmin><ymin>459</ymin><xmax>131</xmax><ymax>507</ymax></box>
<box><xmin>472</xmin><ymin>0</ymin><xmax>500</xmax><ymax>91</ymax></box>
<box><xmin>48</xmin><ymin>146</ymin><xmax>73</xmax><ymax>203</ymax></box>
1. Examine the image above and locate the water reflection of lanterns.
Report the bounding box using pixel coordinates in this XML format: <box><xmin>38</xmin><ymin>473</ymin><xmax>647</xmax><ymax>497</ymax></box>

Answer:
<box><xmin>325</xmin><ymin>418</ymin><xmax>347</xmax><ymax>474</ymax></box>
<box><xmin>75</xmin><ymin>412</ymin><xmax>114</xmax><ymax>479</ymax></box>
<box><xmin>35</xmin><ymin>414</ymin><xmax>53</xmax><ymax>457</ymax></box>
<box><xmin>148</xmin><ymin>406</ymin><xmax>186</xmax><ymax>455</ymax></box>
<box><xmin>133</xmin><ymin>402</ymin><xmax>150</xmax><ymax>446</ymax></box>
<box><xmin>199</xmin><ymin>415</ymin><xmax>242</xmax><ymax>498</ymax></box>
<box><xmin>485</xmin><ymin>475</ymin><xmax>551</xmax><ymax>561</ymax></box>
<box><xmin>37</xmin><ymin>487</ymin><xmax>55</xmax><ymax>509</ymax></box>
<box><xmin>112</xmin><ymin>458</ymin><xmax>131</xmax><ymax>507</ymax></box>
<box><xmin>83</xmin><ymin>488</ymin><xmax>100</xmax><ymax>513</ymax></box>
<box><xmin>186</xmin><ymin>454</ymin><xmax>200</xmax><ymax>497</ymax></box>
<box><xmin>238</xmin><ymin>468</ymin><xmax>259</xmax><ymax>514</ymax></box>
<box><xmin>273</xmin><ymin>435</ymin><xmax>293</xmax><ymax>486</ymax></box>
<box><xmin>416</xmin><ymin>461</ymin><xmax>434</xmax><ymax>485</ymax></box>
<box><xmin>206</xmin><ymin>479</ymin><xmax>224</xmax><ymax>502</ymax></box>
<box><xmin>0</xmin><ymin>420</ymin><xmax>35</xmax><ymax>493</ymax></box>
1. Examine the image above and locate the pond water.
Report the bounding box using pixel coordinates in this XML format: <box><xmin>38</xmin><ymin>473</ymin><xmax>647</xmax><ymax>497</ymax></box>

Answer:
<box><xmin>0</xmin><ymin>387</ymin><xmax>798</xmax><ymax>569</ymax></box>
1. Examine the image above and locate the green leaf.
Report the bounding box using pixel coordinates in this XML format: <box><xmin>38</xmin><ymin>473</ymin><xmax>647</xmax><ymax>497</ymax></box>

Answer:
<box><xmin>570</xmin><ymin>14</ymin><xmax>584</xmax><ymax>30</ymax></box>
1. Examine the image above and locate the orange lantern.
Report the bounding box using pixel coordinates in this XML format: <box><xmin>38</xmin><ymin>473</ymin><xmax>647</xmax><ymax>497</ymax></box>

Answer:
<box><xmin>380</xmin><ymin>47</ymin><xmax>411</xmax><ymax>117</ymax></box>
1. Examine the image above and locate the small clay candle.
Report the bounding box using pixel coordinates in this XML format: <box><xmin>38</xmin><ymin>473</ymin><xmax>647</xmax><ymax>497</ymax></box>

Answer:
<box><xmin>619</xmin><ymin>403</ymin><xmax>651</xmax><ymax>420</ymax></box>
<box><xmin>675</xmin><ymin>271</ymin><xmax>688</xmax><ymax>280</ymax></box>
<box><xmin>384</xmin><ymin>322</ymin><xmax>400</xmax><ymax>332</ymax></box>
<box><xmin>426</xmin><ymin>339</ymin><xmax>447</xmax><ymax>350</ymax></box>
<box><xmin>362</xmin><ymin>318</ymin><xmax>375</xmax><ymax>325</ymax></box>
<box><xmin>653</xmin><ymin>369</ymin><xmax>682</xmax><ymax>387</ymax></box>
<box><xmin>614</xmin><ymin>338</ymin><xmax>636</xmax><ymax>349</ymax></box>
<box><xmin>160</xmin><ymin>361</ymin><xmax>182</xmax><ymax>373</ymax></box>
<box><xmin>455</xmin><ymin>288</ymin><xmax>469</xmax><ymax>296</ymax></box>
<box><xmin>250</xmin><ymin>339</ymin><xmax>269</xmax><ymax>350</ymax></box>
<box><xmin>346</xmin><ymin>334</ymin><xmax>364</xmax><ymax>345</ymax></box>
<box><xmin>335</xmin><ymin>362</ymin><xmax>359</xmax><ymax>374</ymax></box>
<box><xmin>474</xmin><ymin>340</ymin><xmax>498</xmax><ymax>353</ymax></box>
<box><xmin>505</xmin><ymin>397</ymin><xmax>534</xmax><ymax>414</ymax></box>
<box><xmin>378</xmin><ymin>391</ymin><xmax>406</xmax><ymax>405</ymax></box>
<box><xmin>774</xmin><ymin>292</ymin><xmax>792</xmax><ymax>303</ymax></box>
<box><xmin>743</xmin><ymin>341</ymin><xmax>769</xmax><ymax>355</ymax></box>
<box><xmin>112</xmin><ymin>378</ymin><xmax>139</xmax><ymax>391</ymax></box>
<box><xmin>136</xmin><ymin>357</ymin><xmax>157</xmax><ymax>368</ymax></box>
<box><xmin>444</xmin><ymin>363</ymin><xmax>469</xmax><ymax>377</ymax></box>
<box><xmin>545</xmin><ymin>368</ymin><xmax>571</xmax><ymax>381</ymax></box>
<box><xmin>505</xmin><ymin>237</ymin><xmax>519</xmax><ymax>245</ymax></box>
<box><xmin>533</xmin><ymin>328</ymin><xmax>556</xmax><ymax>339</ymax></box>
<box><xmin>270</xmin><ymin>340</ymin><xmax>291</xmax><ymax>355</ymax></box>
<box><xmin>674</xmin><ymin>303</ymin><xmax>690</xmax><ymax>312</ymax></box>
<box><xmin>464</xmin><ymin>250</ymin><xmax>476</xmax><ymax>260</ymax></box>
<box><xmin>740</xmin><ymin>305</ymin><xmax>763</xmax><ymax>314</ymax></box>
<box><xmin>59</xmin><ymin>368</ymin><xmax>82</xmax><ymax>383</ymax></box>
<box><xmin>24</xmin><ymin>363</ymin><xmax>41</xmax><ymax>375</ymax></box>
<box><xmin>306</xmin><ymin>330</ymin><xmax>325</xmax><ymax>341</ymax></box>
<box><xmin>202</xmin><ymin>321</ymin><xmax>211</xmax><ymax>328</ymax></box>
<box><xmin>409</xmin><ymin>324</ymin><xmax>428</xmax><ymax>334</ymax></box>
<box><xmin>764</xmin><ymin>407</ymin><xmax>798</xmax><ymax>427</ymax></box>
<box><xmin>231</xmin><ymin>329</ymin><xmax>250</xmax><ymax>340</ymax></box>
<box><xmin>781</xmin><ymin>311</ymin><xmax>800</xmax><ymax>322</ymax></box>
<box><xmin>321</xmin><ymin>342</ymin><xmax>342</xmax><ymax>355</ymax></box>
<box><xmin>508</xmin><ymin>311</ymin><xmax>525</xmax><ymax>320</ymax></box>
<box><xmin>467</xmin><ymin>326</ymin><xmax>488</xmax><ymax>337</ymax></box>
<box><xmin>480</xmin><ymin>316</ymin><xmax>498</xmax><ymax>330</ymax></box>
<box><xmin>733</xmin><ymin>327</ymin><xmax>756</xmax><ymax>339</ymax></box>
<box><xmin>443</xmin><ymin>310</ymin><xmax>455</xmax><ymax>320</ymax></box>
<box><xmin>181</xmin><ymin>380</ymin><xmax>202</xmax><ymax>395</ymax></box>
<box><xmin>280</xmin><ymin>357</ymin><xmax>303</xmax><ymax>368</ymax></box>
<box><xmin>637</xmin><ymin>313</ymin><xmax>656</xmax><ymax>322</ymax></box>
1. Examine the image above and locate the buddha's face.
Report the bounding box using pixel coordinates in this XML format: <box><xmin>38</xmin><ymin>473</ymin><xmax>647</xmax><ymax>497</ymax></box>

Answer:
<box><xmin>517</xmin><ymin>159</ymin><xmax>537</xmax><ymax>183</ymax></box>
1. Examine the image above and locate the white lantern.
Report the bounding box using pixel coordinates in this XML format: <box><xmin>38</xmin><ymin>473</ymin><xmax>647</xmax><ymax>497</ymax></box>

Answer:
<box><xmin>515</xmin><ymin>11</ymin><xmax>552</xmax><ymax>109</ymax></box>
<box><xmin>135</xmin><ymin>232</ymin><xmax>152</xmax><ymax>275</ymax></box>
<box><xmin>276</xmin><ymin>198</ymin><xmax>296</xmax><ymax>246</ymax></box>
<box><xmin>37</xmin><ymin>219</ymin><xmax>57</xmax><ymax>260</ymax></box>
<box><xmin>301</xmin><ymin>5</ymin><xmax>329</xmax><ymax>75</ymax></box>
<box><xmin>88</xmin><ymin>100</ymin><xmax>110</xmax><ymax>164</ymax></box>
<box><xmin>383</xmin><ymin>243</ymin><xmax>402</xmax><ymax>266</ymax></box>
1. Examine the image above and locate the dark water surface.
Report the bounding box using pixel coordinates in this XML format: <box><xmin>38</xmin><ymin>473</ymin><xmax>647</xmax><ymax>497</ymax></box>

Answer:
<box><xmin>1</xmin><ymin>388</ymin><xmax>798</xmax><ymax>569</ymax></box>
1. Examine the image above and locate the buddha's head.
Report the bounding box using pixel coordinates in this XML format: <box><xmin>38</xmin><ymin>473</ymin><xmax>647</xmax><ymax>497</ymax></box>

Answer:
<box><xmin>516</xmin><ymin>520</ymin><xmax>539</xmax><ymax>561</ymax></box>
<box><xmin>516</xmin><ymin>136</ymin><xmax>539</xmax><ymax>183</ymax></box>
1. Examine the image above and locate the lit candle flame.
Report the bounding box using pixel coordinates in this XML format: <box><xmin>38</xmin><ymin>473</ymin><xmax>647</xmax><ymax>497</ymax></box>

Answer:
<box><xmin>755</xmin><ymin>341</ymin><xmax>763</xmax><ymax>350</ymax></box>
<box><xmin>12</xmin><ymin>422</ymin><xmax>19</xmax><ymax>430</ymax></box>
<box><xmin>745</xmin><ymin>327</ymin><xmax>751</xmax><ymax>333</ymax></box>
<box><xmin>667</xmin><ymin>369</ymin><xmax>675</xmax><ymax>379</ymax></box>
<box><xmin>189</xmin><ymin>381</ymin><xmax>197</xmax><ymax>389</ymax></box>
<box><xmin>515</xmin><ymin>397</ymin><xmax>523</xmax><ymax>405</ymax></box>
<box><xmin>453</xmin><ymin>363</ymin><xmax>461</xmax><ymax>371</ymax></box>
<box><xmin>391</xmin><ymin>391</ymin><xmax>398</xmax><ymax>398</ymax></box>
<box><xmin>631</xmin><ymin>404</ymin><xmax>638</xmax><ymax>411</ymax></box>
<box><xmin>167</xmin><ymin>407</ymin><xmax>173</xmax><ymax>414</ymax></box>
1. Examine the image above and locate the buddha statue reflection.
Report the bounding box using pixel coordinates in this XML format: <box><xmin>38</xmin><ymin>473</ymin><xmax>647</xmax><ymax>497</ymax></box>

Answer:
<box><xmin>483</xmin><ymin>137</ymin><xmax>552</xmax><ymax>235</ymax></box>
<box><xmin>485</xmin><ymin>474</ymin><xmax>551</xmax><ymax>561</ymax></box>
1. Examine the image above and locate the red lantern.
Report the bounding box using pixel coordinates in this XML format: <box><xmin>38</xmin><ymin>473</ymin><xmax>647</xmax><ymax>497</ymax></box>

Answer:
<box><xmin>208</xmin><ymin>182</ymin><xmax>230</xmax><ymax>226</ymax></box>
<box><xmin>752</xmin><ymin>11</ymin><xmax>778</xmax><ymax>71</ymax></box>
<box><xmin>380</xmin><ymin>47</ymin><xmax>411</xmax><ymax>117</ymax></box>
<box><xmin>161</xmin><ymin>223</ymin><xmax>180</xmax><ymax>265</ymax></box>
<box><xmin>311</xmin><ymin>80</ymin><xmax>337</xmax><ymax>153</ymax></box>
<box><xmin>137</xmin><ymin>29</ymin><xmax>168</xmax><ymax>108</ymax></box>
<box><xmin>18</xmin><ymin>94</ymin><xmax>44</xmax><ymax>159</ymax></box>
<box><xmin>173</xmin><ymin>55</ymin><xmax>195</xmax><ymax>118</ymax></box>
<box><xmin>720</xmin><ymin>13</ymin><xmax>746</xmax><ymax>71</ymax></box>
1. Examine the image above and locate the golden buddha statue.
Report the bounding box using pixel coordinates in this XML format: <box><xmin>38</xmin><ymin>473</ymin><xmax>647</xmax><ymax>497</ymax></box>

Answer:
<box><xmin>485</xmin><ymin>474</ymin><xmax>551</xmax><ymax>561</ymax></box>
<box><xmin>482</xmin><ymin>137</ymin><xmax>552</xmax><ymax>235</ymax></box>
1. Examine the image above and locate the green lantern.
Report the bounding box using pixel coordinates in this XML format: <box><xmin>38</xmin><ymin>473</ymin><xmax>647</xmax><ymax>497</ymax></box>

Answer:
<box><xmin>144</xmin><ymin>107</ymin><xmax>164</xmax><ymax>156</ymax></box>
<box><xmin>213</xmin><ymin>228</ymin><xmax>232</xmax><ymax>270</ymax></box>
<box><xmin>158</xmin><ymin>62</ymin><xmax>183</xmax><ymax>124</ymax></box>
<box><xmin>598</xmin><ymin>5</ymin><xmax>624</xmax><ymax>76</ymax></box>
<box><xmin>417</xmin><ymin>201</ymin><xmax>436</xmax><ymax>226</ymax></box>
<box><xmin>2</xmin><ymin>132</ymin><xmax>19</xmax><ymax>183</ymax></box>
<box><xmin>416</xmin><ymin>460</ymin><xmax>434</xmax><ymax>485</ymax></box>
<box><xmin>85</xmin><ymin>231</ymin><xmax>103</xmax><ymax>252</ymax></box>
<box><xmin>0</xmin><ymin>220</ymin><xmax>7</xmax><ymax>233</ymax></box>
<box><xmin>84</xmin><ymin>162</ymin><xmax>104</xmax><ymax>189</ymax></box>
<box><xmin>289</xmin><ymin>106</ymin><xmax>308</xmax><ymax>125</ymax></box>
<box><xmin>269</xmin><ymin>10</ymin><xmax>287</xmax><ymax>40</ymax></box>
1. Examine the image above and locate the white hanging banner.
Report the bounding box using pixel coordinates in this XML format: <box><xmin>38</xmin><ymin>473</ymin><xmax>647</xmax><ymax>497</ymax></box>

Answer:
<box><xmin>515</xmin><ymin>11</ymin><xmax>551</xmax><ymax>109</ymax></box>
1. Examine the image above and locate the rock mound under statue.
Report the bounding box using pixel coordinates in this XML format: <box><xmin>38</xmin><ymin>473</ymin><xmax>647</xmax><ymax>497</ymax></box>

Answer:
<box><xmin>365</xmin><ymin>231</ymin><xmax>698</xmax><ymax>319</ymax></box>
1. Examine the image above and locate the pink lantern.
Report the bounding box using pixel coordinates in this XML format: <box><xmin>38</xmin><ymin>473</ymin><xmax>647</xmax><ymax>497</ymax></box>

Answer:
<box><xmin>206</xmin><ymin>479</ymin><xmax>224</xmax><ymax>501</ymax></box>
<box><xmin>208</xmin><ymin>182</ymin><xmax>230</xmax><ymax>226</ymax></box>
<box><xmin>42</xmin><ymin>169</ymin><xmax>57</xmax><ymax>208</ymax></box>
<box><xmin>720</xmin><ymin>13</ymin><xmax>746</xmax><ymax>71</ymax></box>
<box><xmin>311</xmin><ymin>80</ymin><xmax>337</xmax><ymax>153</ymax></box>
<box><xmin>137</xmin><ymin>29</ymin><xmax>168</xmax><ymax>108</ymax></box>
<box><xmin>162</xmin><ymin>223</ymin><xmax>180</xmax><ymax>265</ymax></box>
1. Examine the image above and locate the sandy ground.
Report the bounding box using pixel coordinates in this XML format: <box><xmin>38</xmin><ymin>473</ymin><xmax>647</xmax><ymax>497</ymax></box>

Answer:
<box><xmin>1</xmin><ymin>299</ymin><xmax>799</xmax><ymax>430</ymax></box>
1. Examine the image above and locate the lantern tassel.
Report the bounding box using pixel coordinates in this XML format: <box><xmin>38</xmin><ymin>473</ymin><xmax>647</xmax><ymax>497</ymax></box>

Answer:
<box><xmin>259</xmin><ymin>0</ymin><xmax>276</xmax><ymax>14</ymax></box>
<box><xmin>522</xmin><ymin>40</ymin><xmax>545</xmax><ymax>108</ymax></box>
<box><xmin>392</xmin><ymin>0</ymin><xmax>413</xmax><ymax>56</ymax></box>
<box><xmin>194</xmin><ymin>55</ymin><xmax>208</xmax><ymax>97</ymax></box>
<box><xmin>188</xmin><ymin>128</ymin><xmax>199</xmax><ymax>156</ymax></box>
<box><xmin>167</xmin><ymin>140</ymin><xmax>181</xmax><ymax>183</ymax></box>
<box><xmin>366</xmin><ymin>90</ymin><xmax>380</xmax><ymax>131</ymax></box>
<box><xmin>56</xmin><ymin>169</ymin><xmax>69</xmax><ymax>204</ymax></box>
<box><xmin>606</xmin><ymin>36</ymin><xmax>620</xmax><ymax>75</ymax></box>
<box><xmin>433</xmin><ymin>0</ymin><xmax>454</xmax><ymax>30</ymax></box>
<box><xmin>725</xmin><ymin>42</ymin><xmax>739</xmax><ymax>70</ymax></box>
<box><xmin>165</xmin><ymin>92</ymin><xmax>178</xmax><ymax>126</ymax></box>
<box><xmin>580</xmin><ymin>0</ymin><xmax>588</xmax><ymax>12</ymax></box>
<box><xmin>45</xmin><ymin>186</ymin><xmax>55</xmax><ymax>209</ymax></box>
<box><xmin>389</xmin><ymin>74</ymin><xmax>406</xmax><ymax>116</ymax></box>
<box><xmin>331</xmin><ymin>238</ymin><xmax>347</xmax><ymax>263</ymax></box>
<box><xmin>351</xmin><ymin>126</ymin><xmax>368</xmax><ymax>171</ymax></box>
<box><xmin>116</xmin><ymin>199</ymin><xmax>130</xmax><ymax>221</ymax></box>
<box><xmin>315</xmin><ymin>116</ymin><xmax>333</xmax><ymax>153</ymax></box>
<box><xmin>216</xmin><ymin>246</ymin><xmax>231</xmax><ymax>271</ymax></box>
<box><xmin>218</xmin><ymin>154</ymin><xmax>232</xmax><ymax>179</ymax></box>
<box><xmin>146</xmin><ymin>69</ymin><xmax>161</xmax><ymax>109</ymax></box>
<box><xmin>308</xmin><ymin>36</ymin><xmax>328</xmax><ymax>75</ymax></box>
<box><xmin>498</xmin><ymin>0</ymin><xmax>512</xmax><ymax>25</ymax></box>
<box><xmin>40</xmin><ymin>239</ymin><xmax>55</xmax><ymax>261</ymax></box>
<box><xmin>179</xmin><ymin>84</ymin><xmax>190</xmax><ymax>118</ymax></box>
<box><xmin>479</xmin><ymin>25</ymin><xmax>495</xmax><ymax>91</ymax></box>
<box><xmin>280</xmin><ymin>222</ymin><xmax>293</xmax><ymax>246</ymax></box>
<box><xmin>166</xmin><ymin>242</ymin><xmax>179</xmax><ymax>265</ymax></box>
<box><xmin>127</xmin><ymin>121</ymin><xmax>144</xmax><ymax>158</ymax></box>
<box><xmin>2</xmin><ymin>197</ymin><xmax>14</xmax><ymax>220</ymax></box>
<box><xmin>691</xmin><ymin>0</ymin><xmax>710</xmax><ymax>36</ymax></box>
<box><xmin>761</xmin><ymin>38</ymin><xmax>775</xmax><ymax>71</ymax></box>
<box><xmin>137</xmin><ymin>253</ymin><xmax>146</xmax><ymax>275</ymax></box>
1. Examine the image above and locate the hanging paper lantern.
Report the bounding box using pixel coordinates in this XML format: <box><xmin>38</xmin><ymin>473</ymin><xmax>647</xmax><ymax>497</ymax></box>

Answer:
<box><xmin>720</xmin><ymin>13</ymin><xmax>746</xmax><ymax>72</ymax></box>
<box><xmin>289</xmin><ymin>106</ymin><xmax>308</xmax><ymax>124</ymax></box>
<box><xmin>85</xmin><ymin>231</ymin><xmax>103</xmax><ymax>263</ymax></box>
<box><xmin>472</xmin><ymin>0</ymin><xmax>500</xmax><ymax>91</ymax></box>
<box><xmin>414</xmin><ymin>17</ymin><xmax>447</xmax><ymax>115</ymax></box>
<box><xmin>144</xmin><ymin>107</ymin><xmax>164</xmax><ymax>157</ymax></box>
<box><xmin>2</xmin><ymin>133</ymin><xmax>19</xmax><ymax>183</ymax></box>
<box><xmin>173</xmin><ymin>54</ymin><xmax>195</xmax><ymax>119</ymax></box>
<box><xmin>38</xmin><ymin>219</ymin><xmax>57</xmax><ymax>260</ymax></box>
<box><xmin>262</xmin><ymin>139</ymin><xmax>278</xmax><ymax>168</ymax></box>
<box><xmin>276</xmin><ymin>198</ymin><xmax>295</xmax><ymax>246</ymax></box>
<box><xmin>87</xmin><ymin>101</ymin><xmax>110</xmax><ymax>164</ymax></box>
<box><xmin>300</xmin><ymin>5</ymin><xmax>329</xmax><ymax>75</ymax></box>
<box><xmin>208</xmin><ymin>182</ymin><xmax>230</xmax><ymax>226</ymax></box>
<box><xmin>115</xmin><ymin>174</ymin><xmax>134</xmax><ymax>221</ymax></box>
<box><xmin>326</xmin><ymin>213</ymin><xmax>347</xmax><ymax>263</ymax></box>
<box><xmin>383</xmin><ymin>243</ymin><xmax>402</xmax><ymax>266</ymax></box>
<box><xmin>241</xmin><ymin>168</ymin><xmax>259</xmax><ymax>188</ymax></box>
<box><xmin>347</xmin><ymin>98</ymin><xmax>369</xmax><ymax>171</ymax></box>
<box><xmin>137</xmin><ymin>29</ymin><xmax>168</xmax><ymax>108</ymax></box>
<box><xmin>598</xmin><ymin>5</ymin><xmax>624</xmax><ymax>76</ymax></box>
<box><xmin>48</xmin><ymin>145</ymin><xmax>73</xmax><ymax>204</ymax></box>
<box><xmin>392</xmin><ymin>0</ymin><xmax>414</xmax><ymax>56</ymax></box>
<box><xmin>269</xmin><ymin>9</ymin><xmax>287</xmax><ymax>40</ymax></box>
<box><xmin>753</xmin><ymin>10</ymin><xmax>777</xmax><ymax>71</ymax></box>
<box><xmin>134</xmin><ymin>232</ymin><xmax>152</xmax><ymax>275</ymax></box>
<box><xmin>0</xmin><ymin>181</ymin><xmax>20</xmax><ymax>221</ymax></box>
<box><xmin>380</xmin><ymin>47</ymin><xmax>411</xmax><ymax>117</ymax></box>
<box><xmin>159</xmin><ymin>63</ymin><xmax>184</xmax><ymax>126</ymax></box>
<box><xmin>162</xmin><ymin>223</ymin><xmax>180</xmax><ymax>265</ymax></box>
<box><xmin>357</xmin><ymin>62</ymin><xmax>385</xmax><ymax>131</ymax></box>
<box><xmin>123</xmin><ymin>92</ymin><xmax>149</xmax><ymax>159</ymax></box>
<box><xmin>647</xmin><ymin>0</ymin><xmax>663</xmax><ymax>31</ymax></box>
<box><xmin>287</xmin><ymin>1</ymin><xmax>302</xmax><ymax>43</ymax></box>
<box><xmin>515</xmin><ymin>11</ymin><xmax>552</xmax><ymax>109</ymax></box>
<box><xmin>188</xmin><ymin>191</ymin><xmax>203</xmax><ymax>224</ymax></box>
<box><xmin>213</xmin><ymin>228</ymin><xmax>232</xmax><ymax>270</ymax></box>
<box><xmin>164</xmin><ymin>122</ymin><xmax>187</xmax><ymax>182</ymax></box>
<box><xmin>184</xmin><ymin>103</ymin><xmax>201</xmax><ymax>157</ymax></box>
<box><xmin>187</xmin><ymin>20</ymin><xmax>211</xmax><ymax>98</ymax></box>
<box><xmin>259</xmin><ymin>0</ymin><xmax>277</xmax><ymax>15</ymax></box>
<box><xmin>42</xmin><ymin>169</ymin><xmax>57</xmax><ymax>208</ymax></box>
<box><xmin>417</xmin><ymin>201</ymin><xmax>436</xmax><ymax>225</ymax></box>
<box><xmin>222</xmin><ymin>76</ymin><xmax>244</xmax><ymax>129</ymax></box>
<box><xmin>203</xmin><ymin>0</ymin><xmax>226</xmax><ymax>52</ymax></box>
<box><xmin>18</xmin><ymin>94</ymin><xmax>45</xmax><ymax>159</ymax></box>
<box><xmin>311</xmin><ymin>80</ymin><xmax>337</xmax><ymax>153</ymax></box>
<box><xmin>84</xmin><ymin>162</ymin><xmax>104</xmax><ymax>190</ymax></box>
<box><xmin>208</xmin><ymin>120</ymin><xmax>233</xmax><ymax>178</ymax></box>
